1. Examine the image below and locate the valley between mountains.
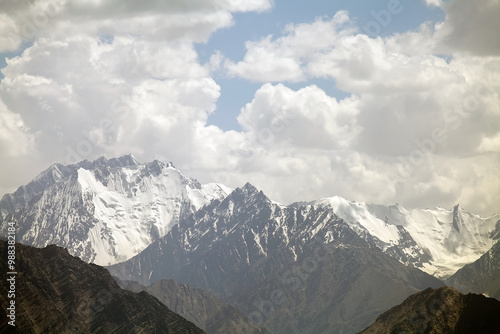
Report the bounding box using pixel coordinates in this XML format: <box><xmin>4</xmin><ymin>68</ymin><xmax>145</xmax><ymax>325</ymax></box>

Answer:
<box><xmin>1</xmin><ymin>155</ymin><xmax>499</xmax><ymax>333</ymax></box>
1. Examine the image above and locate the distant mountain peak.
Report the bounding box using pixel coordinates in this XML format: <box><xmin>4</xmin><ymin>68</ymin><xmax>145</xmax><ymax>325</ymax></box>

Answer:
<box><xmin>226</xmin><ymin>183</ymin><xmax>269</xmax><ymax>205</ymax></box>
<box><xmin>0</xmin><ymin>155</ymin><xmax>232</xmax><ymax>266</ymax></box>
<box><xmin>241</xmin><ymin>182</ymin><xmax>259</xmax><ymax>194</ymax></box>
<box><xmin>34</xmin><ymin>161</ymin><xmax>68</xmax><ymax>182</ymax></box>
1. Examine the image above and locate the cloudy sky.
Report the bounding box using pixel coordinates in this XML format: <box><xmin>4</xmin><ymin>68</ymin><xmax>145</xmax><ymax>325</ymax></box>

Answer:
<box><xmin>0</xmin><ymin>0</ymin><xmax>499</xmax><ymax>216</ymax></box>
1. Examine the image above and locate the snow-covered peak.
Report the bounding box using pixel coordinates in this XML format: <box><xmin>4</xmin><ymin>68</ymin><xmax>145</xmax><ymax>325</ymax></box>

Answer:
<box><xmin>314</xmin><ymin>196</ymin><xmax>400</xmax><ymax>245</ymax></box>
<box><xmin>73</xmin><ymin>160</ymin><xmax>232</xmax><ymax>265</ymax></box>
<box><xmin>241</xmin><ymin>182</ymin><xmax>260</xmax><ymax>195</ymax></box>
<box><xmin>108</xmin><ymin>153</ymin><xmax>140</xmax><ymax>167</ymax></box>
<box><xmin>402</xmin><ymin>206</ymin><xmax>499</xmax><ymax>277</ymax></box>
<box><xmin>0</xmin><ymin>155</ymin><xmax>232</xmax><ymax>266</ymax></box>
<box><xmin>313</xmin><ymin>196</ymin><xmax>499</xmax><ymax>278</ymax></box>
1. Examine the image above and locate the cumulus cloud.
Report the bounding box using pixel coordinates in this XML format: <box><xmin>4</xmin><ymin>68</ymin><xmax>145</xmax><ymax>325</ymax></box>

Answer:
<box><xmin>219</xmin><ymin>8</ymin><xmax>500</xmax><ymax>215</ymax></box>
<box><xmin>0</xmin><ymin>0</ymin><xmax>269</xmax><ymax>192</ymax></box>
<box><xmin>223</xmin><ymin>81</ymin><xmax>499</xmax><ymax>215</ymax></box>
<box><xmin>0</xmin><ymin>14</ymin><xmax>22</xmax><ymax>52</ymax></box>
<box><xmin>0</xmin><ymin>0</ymin><xmax>499</xmax><ymax>217</ymax></box>
<box><xmin>0</xmin><ymin>34</ymin><xmax>223</xmax><ymax>164</ymax></box>
<box><xmin>1</xmin><ymin>0</ymin><xmax>272</xmax><ymax>46</ymax></box>
<box><xmin>225</xmin><ymin>11</ymin><xmax>355</xmax><ymax>82</ymax></box>
<box><xmin>238</xmin><ymin>83</ymin><xmax>361</xmax><ymax>149</ymax></box>
<box><xmin>0</xmin><ymin>99</ymin><xmax>33</xmax><ymax>157</ymax></box>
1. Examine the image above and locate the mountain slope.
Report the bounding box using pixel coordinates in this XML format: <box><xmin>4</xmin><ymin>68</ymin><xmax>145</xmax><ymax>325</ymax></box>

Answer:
<box><xmin>229</xmin><ymin>243</ymin><xmax>444</xmax><ymax>333</ymax></box>
<box><xmin>117</xmin><ymin>278</ymin><xmax>270</xmax><ymax>334</ymax></box>
<box><xmin>108</xmin><ymin>183</ymin><xmax>444</xmax><ymax>333</ymax></box>
<box><xmin>448</xmin><ymin>239</ymin><xmax>500</xmax><ymax>299</ymax></box>
<box><xmin>359</xmin><ymin>286</ymin><xmax>500</xmax><ymax>334</ymax></box>
<box><xmin>0</xmin><ymin>240</ymin><xmax>205</xmax><ymax>333</ymax></box>
<box><xmin>0</xmin><ymin>155</ymin><xmax>231</xmax><ymax>265</ymax></box>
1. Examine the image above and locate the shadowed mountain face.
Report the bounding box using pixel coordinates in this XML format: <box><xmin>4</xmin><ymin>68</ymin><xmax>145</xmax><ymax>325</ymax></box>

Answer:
<box><xmin>448</xmin><ymin>240</ymin><xmax>500</xmax><ymax>300</ymax></box>
<box><xmin>359</xmin><ymin>286</ymin><xmax>500</xmax><ymax>334</ymax></box>
<box><xmin>109</xmin><ymin>184</ymin><xmax>444</xmax><ymax>333</ymax></box>
<box><xmin>0</xmin><ymin>241</ymin><xmax>205</xmax><ymax>334</ymax></box>
<box><xmin>117</xmin><ymin>278</ymin><xmax>270</xmax><ymax>334</ymax></box>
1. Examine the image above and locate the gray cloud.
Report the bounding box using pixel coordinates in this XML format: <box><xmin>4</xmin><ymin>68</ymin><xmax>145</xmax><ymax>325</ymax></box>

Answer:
<box><xmin>437</xmin><ymin>0</ymin><xmax>500</xmax><ymax>56</ymax></box>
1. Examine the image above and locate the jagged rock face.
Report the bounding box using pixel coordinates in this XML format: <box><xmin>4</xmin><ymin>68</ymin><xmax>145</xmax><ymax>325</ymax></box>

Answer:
<box><xmin>117</xmin><ymin>278</ymin><xmax>270</xmax><ymax>334</ymax></box>
<box><xmin>0</xmin><ymin>241</ymin><xmax>205</xmax><ymax>334</ymax></box>
<box><xmin>448</xmin><ymin>239</ymin><xmax>500</xmax><ymax>299</ymax></box>
<box><xmin>359</xmin><ymin>286</ymin><xmax>500</xmax><ymax>334</ymax></box>
<box><xmin>0</xmin><ymin>155</ymin><xmax>231</xmax><ymax>265</ymax></box>
<box><xmin>109</xmin><ymin>183</ymin><xmax>444</xmax><ymax>333</ymax></box>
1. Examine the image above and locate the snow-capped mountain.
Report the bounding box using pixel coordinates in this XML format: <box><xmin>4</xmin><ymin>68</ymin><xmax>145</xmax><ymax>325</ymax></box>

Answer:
<box><xmin>0</xmin><ymin>154</ymin><xmax>231</xmax><ymax>265</ymax></box>
<box><xmin>1</xmin><ymin>154</ymin><xmax>497</xmax><ymax>278</ymax></box>
<box><xmin>314</xmin><ymin>197</ymin><xmax>500</xmax><ymax>278</ymax></box>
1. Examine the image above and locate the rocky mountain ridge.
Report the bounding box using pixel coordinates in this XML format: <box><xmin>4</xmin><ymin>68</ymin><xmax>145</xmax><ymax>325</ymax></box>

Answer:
<box><xmin>0</xmin><ymin>240</ymin><xmax>205</xmax><ymax>333</ymax></box>
<box><xmin>359</xmin><ymin>286</ymin><xmax>500</xmax><ymax>333</ymax></box>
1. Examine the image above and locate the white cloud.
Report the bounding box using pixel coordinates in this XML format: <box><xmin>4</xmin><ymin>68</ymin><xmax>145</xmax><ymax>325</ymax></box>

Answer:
<box><xmin>0</xmin><ymin>14</ymin><xmax>23</xmax><ymax>52</ymax></box>
<box><xmin>0</xmin><ymin>34</ymin><xmax>224</xmax><ymax>165</ymax></box>
<box><xmin>224</xmin><ymin>12</ymin><xmax>464</xmax><ymax>94</ymax></box>
<box><xmin>424</xmin><ymin>0</ymin><xmax>443</xmax><ymax>7</ymax></box>
<box><xmin>0</xmin><ymin>0</ymin><xmax>499</xmax><ymax>218</ymax></box>
<box><xmin>222</xmin><ymin>0</ymin><xmax>273</xmax><ymax>12</ymax></box>
<box><xmin>0</xmin><ymin>0</ymin><xmax>268</xmax><ymax>193</ymax></box>
<box><xmin>0</xmin><ymin>99</ymin><xmax>33</xmax><ymax>157</ymax></box>
<box><xmin>1</xmin><ymin>0</ymin><xmax>273</xmax><ymax>49</ymax></box>
<box><xmin>225</xmin><ymin>35</ymin><xmax>305</xmax><ymax>82</ymax></box>
<box><xmin>225</xmin><ymin>11</ymin><xmax>355</xmax><ymax>82</ymax></box>
<box><xmin>218</xmin><ymin>9</ymin><xmax>500</xmax><ymax>216</ymax></box>
<box><xmin>238</xmin><ymin>83</ymin><xmax>361</xmax><ymax>149</ymax></box>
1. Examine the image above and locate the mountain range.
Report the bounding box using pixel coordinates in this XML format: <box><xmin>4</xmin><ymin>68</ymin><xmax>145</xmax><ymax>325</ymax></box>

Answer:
<box><xmin>108</xmin><ymin>182</ymin><xmax>445</xmax><ymax>333</ymax></box>
<box><xmin>1</xmin><ymin>155</ymin><xmax>497</xmax><ymax>277</ymax></box>
<box><xmin>1</xmin><ymin>155</ymin><xmax>499</xmax><ymax>333</ymax></box>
